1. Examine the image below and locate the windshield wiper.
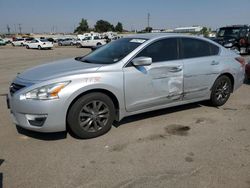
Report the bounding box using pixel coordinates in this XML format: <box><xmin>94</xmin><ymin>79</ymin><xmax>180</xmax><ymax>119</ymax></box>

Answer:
<box><xmin>75</xmin><ymin>56</ymin><xmax>82</xmax><ymax>61</ymax></box>
<box><xmin>75</xmin><ymin>56</ymin><xmax>93</xmax><ymax>63</ymax></box>
<box><xmin>81</xmin><ymin>59</ymin><xmax>93</xmax><ymax>63</ymax></box>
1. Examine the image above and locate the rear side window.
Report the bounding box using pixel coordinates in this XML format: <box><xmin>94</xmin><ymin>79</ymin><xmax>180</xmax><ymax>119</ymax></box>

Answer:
<box><xmin>210</xmin><ymin>43</ymin><xmax>219</xmax><ymax>55</ymax></box>
<box><xmin>180</xmin><ymin>38</ymin><xmax>219</xmax><ymax>59</ymax></box>
<box><xmin>136</xmin><ymin>38</ymin><xmax>178</xmax><ymax>63</ymax></box>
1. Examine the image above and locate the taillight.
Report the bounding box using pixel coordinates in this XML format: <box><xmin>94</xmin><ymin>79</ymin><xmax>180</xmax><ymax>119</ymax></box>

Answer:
<box><xmin>239</xmin><ymin>38</ymin><xmax>246</xmax><ymax>45</ymax></box>
<box><xmin>235</xmin><ymin>57</ymin><xmax>246</xmax><ymax>67</ymax></box>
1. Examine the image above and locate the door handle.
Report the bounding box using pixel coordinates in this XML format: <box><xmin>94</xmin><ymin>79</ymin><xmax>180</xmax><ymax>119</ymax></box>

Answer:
<box><xmin>211</xmin><ymin>61</ymin><xmax>219</xmax><ymax>65</ymax></box>
<box><xmin>169</xmin><ymin>66</ymin><xmax>182</xmax><ymax>72</ymax></box>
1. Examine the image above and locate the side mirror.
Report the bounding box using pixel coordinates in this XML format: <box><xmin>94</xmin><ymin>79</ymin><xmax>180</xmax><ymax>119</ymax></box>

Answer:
<box><xmin>132</xmin><ymin>57</ymin><xmax>152</xmax><ymax>66</ymax></box>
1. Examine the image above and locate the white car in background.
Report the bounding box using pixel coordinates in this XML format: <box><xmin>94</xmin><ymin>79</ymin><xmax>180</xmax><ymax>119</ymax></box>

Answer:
<box><xmin>26</xmin><ymin>39</ymin><xmax>53</xmax><ymax>50</ymax></box>
<box><xmin>23</xmin><ymin>38</ymin><xmax>34</xmax><ymax>46</ymax></box>
<box><xmin>77</xmin><ymin>36</ymin><xmax>106</xmax><ymax>47</ymax></box>
<box><xmin>12</xmin><ymin>38</ymin><xmax>25</xmax><ymax>46</ymax></box>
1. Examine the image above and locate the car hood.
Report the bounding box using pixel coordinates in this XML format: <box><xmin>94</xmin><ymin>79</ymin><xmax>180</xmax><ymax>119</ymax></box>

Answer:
<box><xmin>213</xmin><ymin>36</ymin><xmax>236</xmax><ymax>45</ymax></box>
<box><xmin>17</xmin><ymin>58</ymin><xmax>102</xmax><ymax>82</ymax></box>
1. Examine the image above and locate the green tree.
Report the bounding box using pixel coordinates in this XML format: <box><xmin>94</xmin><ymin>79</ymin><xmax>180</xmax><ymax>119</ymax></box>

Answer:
<box><xmin>200</xmin><ymin>27</ymin><xmax>210</xmax><ymax>37</ymax></box>
<box><xmin>74</xmin><ymin>18</ymin><xmax>89</xmax><ymax>33</ymax></box>
<box><xmin>145</xmin><ymin>27</ymin><xmax>152</xmax><ymax>33</ymax></box>
<box><xmin>115</xmin><ymin>22</ymin><xmax>123</xmax><ymax>32</ymax></box>
<box><xmin>95</xmin><ymin>20</ymin><xmax>114</xmax><ymax>32</ymax></box>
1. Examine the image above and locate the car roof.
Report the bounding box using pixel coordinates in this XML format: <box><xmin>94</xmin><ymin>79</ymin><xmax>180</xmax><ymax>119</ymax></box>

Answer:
<box><xmin>125</xmin><ymin>33</ymin><xmax>207</xmax><ymax>40</ymax></box>
<box><xmin>220</xmin><ymin>25</ymin><xmax>249</xmax><ymax>29</ymax></box>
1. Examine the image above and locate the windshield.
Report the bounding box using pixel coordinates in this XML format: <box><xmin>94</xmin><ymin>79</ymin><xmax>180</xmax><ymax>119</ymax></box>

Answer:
<box><xmin>80</xmin><ymin>38</ymin><xmax>147</xmax><ymax>64</ymax></box>
<box><xmin>40</xmin><ymin>39</ymin><xmax>49</xmax><ymax>42</ymax></box>
<box><xmin>217</xmin><ymin>28</ymin><xmax>241</xmax><ymax>38</ymax></box>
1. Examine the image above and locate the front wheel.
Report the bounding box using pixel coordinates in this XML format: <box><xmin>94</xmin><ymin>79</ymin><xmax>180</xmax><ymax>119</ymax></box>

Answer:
<box><xmin>209</xmin><ymin>76</ymin><xmax>232</xmax><ymax>106</ymax></box>
<box><xmin>67</xmin><ymin>92</ymin><xmax>116</xmax><ymax>139</ymax></box>
<box><xmin>38</xmin><ymin>45</ymin><xmax>41</xmax><ymax>50</ymax></box>
<box><xmin>26</xmin><ymin>45</ymin><xmax>29</xmax><ymax>49</ymax></box>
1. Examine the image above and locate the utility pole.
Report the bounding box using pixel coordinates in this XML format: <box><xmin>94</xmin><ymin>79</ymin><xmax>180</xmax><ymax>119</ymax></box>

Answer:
<box><xmin>147</xmin><ymin>13</ymin><xmax>150</xmax><ymax>29</ymax></box>
<box><xmin>7</xmin><ymin>25</ymin><xmax>10</xmax><ymax>34</ymax></box>
<box><xmin>14</xmin><ymin>24</ymin><xmax>16</xmax><ymax>34</ymax></box>
<box><xmin>18</xmin><ymin>24</ymin><xmax>22</xmax><ymax>34</ymax></box>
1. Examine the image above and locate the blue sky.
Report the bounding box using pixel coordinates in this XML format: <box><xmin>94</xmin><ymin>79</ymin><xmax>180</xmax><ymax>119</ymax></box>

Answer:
<box><xmin>0</xmin><ymin>0</ymin><xmax>249</xmax><ymax>33</ymax></box>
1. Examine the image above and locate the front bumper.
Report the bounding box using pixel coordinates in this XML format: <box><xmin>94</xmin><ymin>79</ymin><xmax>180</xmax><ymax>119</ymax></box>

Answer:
<box><xmin>7</xmin><ymin>92</ymin><xmax>67</xmax><ymax>133</ymax></box>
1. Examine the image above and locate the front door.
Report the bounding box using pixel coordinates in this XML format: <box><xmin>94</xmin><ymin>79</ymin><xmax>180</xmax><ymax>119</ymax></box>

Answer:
<box><xmin>123</xmin><ymin>38</ymin><xmax>184</xmax><ymax>112</ymax></box>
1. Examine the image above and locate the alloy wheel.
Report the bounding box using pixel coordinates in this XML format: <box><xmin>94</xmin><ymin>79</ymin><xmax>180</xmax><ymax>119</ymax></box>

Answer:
<box><xmin>78</xmin><ymin>100</ymin><xmax>110</xmax><ymax>133</ymax></box>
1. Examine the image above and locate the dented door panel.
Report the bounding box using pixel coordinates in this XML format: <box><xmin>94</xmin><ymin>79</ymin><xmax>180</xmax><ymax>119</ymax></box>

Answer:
<box><xmin>183</xmin><ymin>56</ymin><xmax>220</xmax><ymax>100</ymax></box>
<box><xmin>124</xmin><ymin>60</ymin><xmax>183</xmax><ymax>112</ymax></box>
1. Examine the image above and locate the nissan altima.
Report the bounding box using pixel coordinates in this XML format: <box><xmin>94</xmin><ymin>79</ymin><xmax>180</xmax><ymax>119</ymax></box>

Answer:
<box><xmin>7</xmin><ymin>33</ymin><xmax>245</xmax><ymax>138</ymax></box>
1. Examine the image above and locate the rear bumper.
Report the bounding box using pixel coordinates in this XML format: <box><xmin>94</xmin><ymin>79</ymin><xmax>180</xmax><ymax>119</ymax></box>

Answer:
<box><xmin>41</xmin><ymin>44</ymin><xmax>53</xmax><ymax>48</ymax></box>
<box><xmin>234</xmin><ymin>66</ymin><xmax>245</xmax><ymax>91</ymax></box>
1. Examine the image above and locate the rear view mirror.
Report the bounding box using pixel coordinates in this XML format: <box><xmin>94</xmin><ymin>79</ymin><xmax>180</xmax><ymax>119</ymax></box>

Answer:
<box><xmin>132</xmin><ymin>57</ymin><xmax>152</xmax><ymax>66</ymax></box>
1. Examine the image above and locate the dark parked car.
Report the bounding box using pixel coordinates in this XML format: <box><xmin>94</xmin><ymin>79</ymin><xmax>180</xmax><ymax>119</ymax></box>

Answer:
<box><xmin>46</xmin><ymin>38</ymin><xmax>56</xmax><ymax>43</ymax></box>
<box><xmin>246</xmin><ymin>62</ymin><xmax>250</xmax><ymax>80</ymax></box>
<box><xmin>214</xmin><ymin>25</ymin><xmax>250</xmax><ymax>54</ymax></box>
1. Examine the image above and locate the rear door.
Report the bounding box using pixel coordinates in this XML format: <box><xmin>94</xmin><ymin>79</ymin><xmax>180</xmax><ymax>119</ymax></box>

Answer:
<box><xmin>180</xmin><ymin>37</ymin><xmax>220</xmax><ymax>100</ymax></box>
<box><xmin>124</xmin><ymin>38</ymin><xmax>184</xmax><ymax>112</ymax></box>
<box><xmin>29</xmin><ymin>39</ymin><xmax>38</xmax><ymax>48</ymax></box>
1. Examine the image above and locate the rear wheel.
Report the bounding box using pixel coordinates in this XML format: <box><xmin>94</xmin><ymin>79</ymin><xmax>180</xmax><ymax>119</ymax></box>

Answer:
<box><xmin>38</xmin><ymin>45</ymin><xmax>41</xmax><ymax>50</ymax></box>
<box><xmin>67</xmin><ymin>92</ymin><xmax>115</xmax><ymax>139</ymax></box>
<box><xmin>97</xmin><ymin>43</ymin><xmax>101</xmax><ymax>46</ymax></box>
<box><xmin>26</xmin><ymin>45</ymin><xmax>29</xmax><ymax>49</ymax></box>
<box><xmin>77</xmin><ymin>43</ymin><xmax>82</xmax><ymax>48</ymax></box>
<box><xmin>209</xmin><ymin>76</ymin><xmax>232</xmax><ymax>106</ymax></box>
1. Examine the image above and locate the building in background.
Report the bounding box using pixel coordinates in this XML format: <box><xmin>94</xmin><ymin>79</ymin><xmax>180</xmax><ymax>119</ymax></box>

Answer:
<box><xmin>174</xmin><ymin>26</ymin><xmax>203</xmax><ymax>33</ymax></box>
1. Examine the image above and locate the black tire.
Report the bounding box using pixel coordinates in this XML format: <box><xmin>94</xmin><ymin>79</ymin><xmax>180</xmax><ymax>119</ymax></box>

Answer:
<box><xmin>77</xmin><ymin>43</ymin><xmax>82</xmax><ymax>48</ymax></box>
<box><xmin>38</xmin><ymin>45</ymin><xmax>41</xmax><ymax>50</ymax></box>
<box><xmin>26</xmin><ymin>45</ymin><xmax>29</xmax><ymax>49</ymax></box>
<box><xmin>70</xmin><ymin>42</ymin><xmax>73</xmax><ymax>46</ymax></box>
<box><xmin>67</xmin><ymin>92</ymin><xmax>116</xmax><ymax>139</ymax></box>
<box><xmin>58</xmin><ymin>43</ymin><xmax>62</xmax><ymax>46</ymax></box>
<box><xmin>96</xmin><ymin>43</ymin><xmax>101</xmax><ymax>46</ymax></box>
<box><xmin>209</xmin><ymin>75</ymin><xmax>232</xmax><ymax>106</ymax></box>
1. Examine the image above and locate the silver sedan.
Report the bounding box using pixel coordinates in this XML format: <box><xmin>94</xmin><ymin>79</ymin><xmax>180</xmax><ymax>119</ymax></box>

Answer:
<box><xmin>7</xmin><ymin>33</ymin><xmax>245</xmax><ymax>138</ymax></box>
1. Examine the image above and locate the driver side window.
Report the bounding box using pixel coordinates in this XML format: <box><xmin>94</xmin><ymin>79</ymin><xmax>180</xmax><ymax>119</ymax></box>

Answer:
<box><xmin>135</xmin><ymin>38</ymin><xmax>178</xmax><ymax>63</ymax></box>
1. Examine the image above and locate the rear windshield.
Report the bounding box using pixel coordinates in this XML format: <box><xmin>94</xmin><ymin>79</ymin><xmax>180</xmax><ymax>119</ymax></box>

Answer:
<box><xmin>40</xmin><ymin>39</ymin><xmax>49</xmax><ymax>42</ymax></box>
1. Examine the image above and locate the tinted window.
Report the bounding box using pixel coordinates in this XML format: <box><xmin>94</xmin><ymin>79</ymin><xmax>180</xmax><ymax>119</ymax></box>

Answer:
<box><xmin>210</xmin><ymin>43</ymin><xmax>219</xmax><ymax>55</ymax></box>
<box><xmin>181</xmin><ymin>38</ymin><xmax>213</xmax><ymax>58</ymax></box>
<box><xmin>240</xmin><ymin>29</ymin><xmax>247</xmax><ymax>37</ymax></box>
<box><xmin>136</xmin><ymin>38</ymin><xmax>178</xmax><ymax>62</ymax></box>
<box><xmin>218</xmin><ymin>28</ymin><xmax>240</xmax><ymax>38</ymax></box>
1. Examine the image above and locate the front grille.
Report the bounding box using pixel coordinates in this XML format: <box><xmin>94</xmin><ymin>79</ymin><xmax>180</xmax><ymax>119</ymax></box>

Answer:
<box><xmin>9</xmin><ymin>83</ymin><xmax>25</xmax><ymax>95</ymax></box>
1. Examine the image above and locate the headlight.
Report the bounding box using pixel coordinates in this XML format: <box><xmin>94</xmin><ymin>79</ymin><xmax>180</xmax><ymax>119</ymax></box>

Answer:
<box><xmin>224</xmin><ymin>43</ymin><xmax>233</xmax><ymax>47</ymax></box>
<box><xmin>22</xmin><ymin>81</ymin><xmax>70</xmax><ymax>100</ymax></box>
